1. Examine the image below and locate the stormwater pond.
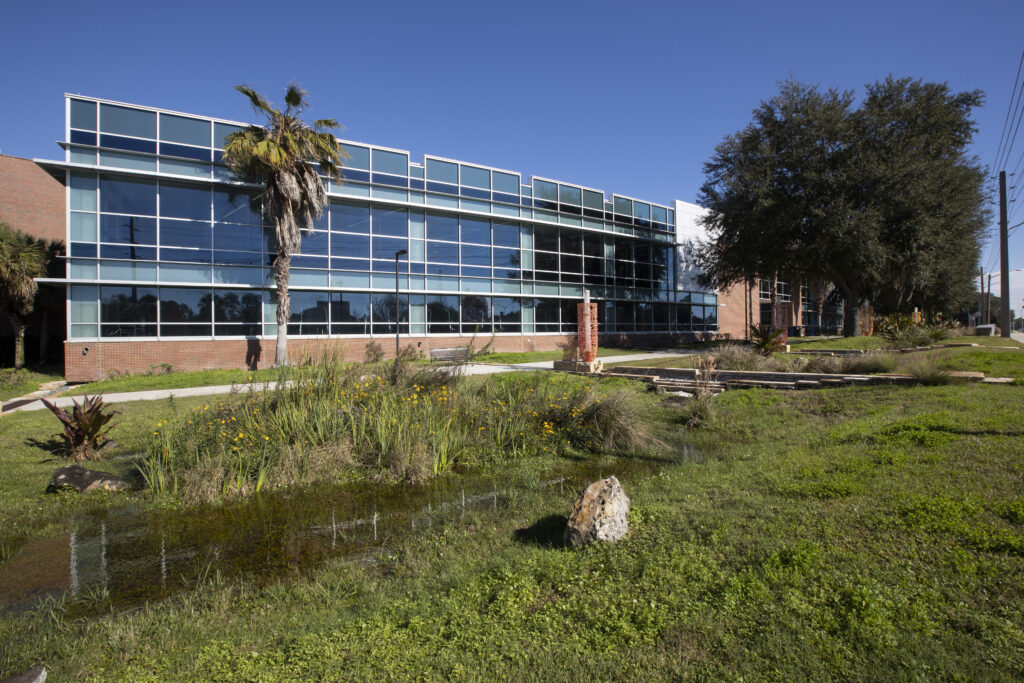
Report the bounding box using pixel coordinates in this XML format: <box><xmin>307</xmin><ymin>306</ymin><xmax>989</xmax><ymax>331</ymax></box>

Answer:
<box><xmin>0</xmin><ymin>445</ymin><xmax>700</xmax><ymax>617</ymax></box>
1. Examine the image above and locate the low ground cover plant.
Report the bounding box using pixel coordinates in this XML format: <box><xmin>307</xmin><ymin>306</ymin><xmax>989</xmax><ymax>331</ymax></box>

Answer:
<box><xmin>139</xmin><ymin>354</ymin><xmax>657</xmax><ymax>503</ymax></box>
<box><xmin>40</xmin><ymin>395</ymin><xmax>119</xmax><ymax>462</ymax></box>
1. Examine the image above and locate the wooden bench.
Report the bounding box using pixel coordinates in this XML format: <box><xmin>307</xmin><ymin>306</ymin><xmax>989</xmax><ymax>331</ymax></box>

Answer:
<box><xmin>429</xmin><ymin>347</ymin><xmax>471</xmax><ymax>364</ymax></box>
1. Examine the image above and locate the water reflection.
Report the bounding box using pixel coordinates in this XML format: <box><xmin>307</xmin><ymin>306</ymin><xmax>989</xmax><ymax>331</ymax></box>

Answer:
<box><xmin>1</xmin><ymin>451</ymin><xmax>695</xmax><ymax>616</ymax></box>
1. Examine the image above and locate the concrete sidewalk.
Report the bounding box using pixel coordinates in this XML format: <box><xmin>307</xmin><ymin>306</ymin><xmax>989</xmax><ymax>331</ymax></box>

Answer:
<box><xmin>1</xmin><ymin>351</ymin><xmax>696</xmax><ymax>415</ymax></box>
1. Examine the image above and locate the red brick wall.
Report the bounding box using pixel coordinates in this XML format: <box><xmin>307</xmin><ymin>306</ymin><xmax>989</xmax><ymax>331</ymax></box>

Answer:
<box><xmin>717</xmin><ymin>282</ymin><xmax>754</xmax><ymax>340</ymax></box>
<box><xmin>0</xmin><ymin>154</ymin><xmax>65</xmax><ymax>243</ymax></box>
<box><xmin>64</xmin><ymin>332</ymin><xmax>700</xmax><ymax>382</ymax></box>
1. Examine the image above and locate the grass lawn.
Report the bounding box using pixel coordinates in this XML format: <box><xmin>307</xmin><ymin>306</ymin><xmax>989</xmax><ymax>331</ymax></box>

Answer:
<box><xmin>61</xmin><ymin>368</ymin><xmax>280</xmax><ymax>396</ymax></box>
<box><xmin>474</xmin><ymin>346</ymin><xmax>652</xmax><ymax>364</ymax></box>
<box><xmin>789</xmin><ymin>334</ymin><xmax>1023</xmax><ymax>351</ymax></box>
<box><xmin>2</xmin><ymin>360</ymin><xmax>1024</xmax><ymax>678</ymax></box>
<box><xmin>0</xmin><ymin>394</ymin><xmax>211</xmax><ymax>547</ymax></box>
<box><xmin>0</xmin><ymin>367</ymin><xmax>64</xmax><ymax>402</ymax></box>
<box><xmin>608</xmin><ymin>344</ymin><xmax>1024</xmax><ymax>381</ymax></box>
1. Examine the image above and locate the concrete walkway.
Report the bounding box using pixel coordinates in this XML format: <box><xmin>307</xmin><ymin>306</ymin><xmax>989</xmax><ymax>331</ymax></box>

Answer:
<box><xmin>1</xmin><ymin>351</ymin><xmax>696</xmax><ymax>415</ymax></box>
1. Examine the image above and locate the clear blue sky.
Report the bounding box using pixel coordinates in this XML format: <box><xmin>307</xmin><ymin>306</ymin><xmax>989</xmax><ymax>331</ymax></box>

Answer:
<box><xmin>3</xmin><ymin>0</ymin><xmax>1023</xmax><ymax>314</ymax></box>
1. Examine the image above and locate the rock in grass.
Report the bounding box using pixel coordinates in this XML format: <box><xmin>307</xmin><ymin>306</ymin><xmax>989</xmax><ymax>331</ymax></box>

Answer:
<box><xmin>564</xmin><ymin>476</ymin><xmax>630</xmax><ymax>547</ymax></box>
<box><xmin>46</xmin><ymin>465</ymin><xmax>130</xmax><ymax>494</ymax></box>
<box><xmin>0</xmin><ymin>665</ymin><xmax>46</xmax><ymax>683</ymax></box>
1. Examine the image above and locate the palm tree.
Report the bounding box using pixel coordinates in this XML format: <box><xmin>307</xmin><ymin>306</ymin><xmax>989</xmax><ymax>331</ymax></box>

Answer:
<box><xmin>0</xmin><ymin>221</ymin><xmax>47</xmax><ymax>368</ymax></box>
<box><xmin>222</xmin><ymin>83</ymin><xmax>346</xmax><ymax>366</ymax></box>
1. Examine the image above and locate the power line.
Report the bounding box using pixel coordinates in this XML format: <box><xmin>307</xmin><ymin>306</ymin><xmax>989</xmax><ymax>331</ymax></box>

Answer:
<box><xmin>993</xmin><ymin>50</ymin><xmax>1024</xmax><ymax>172</ymax></box>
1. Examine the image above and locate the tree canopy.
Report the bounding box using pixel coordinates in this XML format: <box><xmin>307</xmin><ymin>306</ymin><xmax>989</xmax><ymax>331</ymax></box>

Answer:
<box><xmin>695</xmin><ymin>77</ymin><xmax>989</xmax><ymax>335</ymax></box>
<box><xmin>0</xmin><ymin>221</ymin><xmax>47</xmax><ymax>367</ymax></box>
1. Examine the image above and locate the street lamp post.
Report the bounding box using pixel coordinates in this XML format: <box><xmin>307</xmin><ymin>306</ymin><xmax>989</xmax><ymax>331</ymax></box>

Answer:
<box><xmin>393</xmin><ymin>249</ymin><xmax>407</xmax><ymax>384</ymax></box>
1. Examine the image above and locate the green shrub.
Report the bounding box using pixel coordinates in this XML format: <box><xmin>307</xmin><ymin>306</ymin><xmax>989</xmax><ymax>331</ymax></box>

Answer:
<box><xmin>750</xmin><ymin>324</ymin><xmax>787</xmax><ymax>356</ymax></box>
<box><xmin>138</xmin><ymin>357</ymin><xmax>658</xmax><ymax>503</ymax></box>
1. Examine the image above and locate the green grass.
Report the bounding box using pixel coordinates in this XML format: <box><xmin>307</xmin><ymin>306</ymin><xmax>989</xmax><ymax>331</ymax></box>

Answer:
<box><xmin>474</xmin><ymin>346</ymin><xmax>651</xmax><ymax>364</ymax></box>
<box><xmin>610</xmin><ymin>345</ymin><xmax>1024</xmax><ymax>381</ymax></box>
<box><xmin>0</xmin><ymin>367</ymin><xmax>64</xmax><ymax>402</ymax></box>
<box><xmin>0</xmin><ymin>395</ymin><xmax>210</xmax><ymax>547</ymax></box>
<box><xmin>790</xmin><ymin>334</ymin><xmax>1023</xmax><ymax>351</ymax></box>
<box><xmin>62</xmin><ymin>368</ymin><xmax>280</xmax><ymax>396</ymax></box>
<box><xmin>3</xmin><ymin>360</ymin><xmax>1024</xmax><ymax>678</ymax></box>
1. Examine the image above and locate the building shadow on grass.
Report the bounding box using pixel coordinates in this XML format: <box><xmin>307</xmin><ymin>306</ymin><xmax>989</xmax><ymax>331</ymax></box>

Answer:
<box><xmin>513</xmin><ymin>514</ymin><xmax>568</xmax><ymax>548</ymax></box>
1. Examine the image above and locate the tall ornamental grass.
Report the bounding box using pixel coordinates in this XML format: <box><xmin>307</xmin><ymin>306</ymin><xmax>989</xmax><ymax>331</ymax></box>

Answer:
<box><xmin>138</xmin><ymin>355</ymin><xmax>656</xmax><ymax>503</ymax></box>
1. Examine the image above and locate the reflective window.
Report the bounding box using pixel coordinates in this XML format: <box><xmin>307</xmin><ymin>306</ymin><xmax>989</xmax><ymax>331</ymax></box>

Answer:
<box><xmin>426</xmin><ymin>213</ymin><xmax>458</xmax><ymax>242</ymax></box>
<box><xmin>651</xmin><ymin>205</ymin><xmax>668</xmax><ymax>224</ymax></box>
<box><xmin>633</xmin><ymin>201</ymin><xmax>651</xmax><ymax>221</ymax></box>
<box><xmin>214</xmin><ymin>122</ymin><xmax>245</xmax><ymax>149</ymax></box>
<box><xmin>159</xmin><ymin>113</ymin><xmax>210</xmax><ymax>147</ymax></box>
<box><xmin>535</xmin><ymin>298</ymin><xmax>559</xmax><ymax>332</ymax></box>
<box><xmin>371</xmin><ymin>149</ymin><xmax>407</xmax><ymax>176</ymax></box>
<box><xmin>490</xmin><ymin>171</ymin><xmax>517</xmax><ymax>194</ymax></box>
<box><xmin>561</xmin><ymin>231</ymin><xmax>581</xmax><ymax>254</ymax></box>
<box><xmin>534</xmin><ymin>180</ymin><xmax>557</xmax><ymax>203</ymax></box>
<box><xmin>101</xmin><ymin>286</ymin><xmax>157</xmax><ymax>322</ymax></box>
<box><xmin>534</xmin><ymin>226</ymin><xmax>558</xmax><ymax>252</ymax></box>
<box><xmin>461</xmin><ymin>295</ymin><xmax>491</xmax><ymax>332</ymax></box>
<box><xmin>492</xmin><ymin>221</ymin><xmax>519</xmax><ymax>248</ymax></box>
<box><xmin>461</xmin><ymin>165</ymin><xmax>490</xmax><ymax>189</ymax></box>
<box><xmin>160</xmin><ymin>287</ymin><xmax>212</xmax><ymax>323</ymax></box>
<box><xmin>341</xmin><ymin>144</ymin><xmax>370</xmax><ymax>170</ymax></box>
<box><xmin>214</xmin><ymin>190</ymin><xmax>260</xmax><ymax>224</ymax></box>
<box><xmin>371</xmin><ymin>293</ymin><xmax>408</xmax><ymax>334</ymax></box>
<box><xmin>426</xmin><ymin>158</ymin><xmax>458</xmax><ymax>184</ymax></box>
<box><xmin>161</xmin><ymin>182</ymin><xmax>210</xmax><ymax>220</ymax></box>
<box><xmin>461</xmin><ymin>244</ymin><xmax>491</xmax><ymax>266</ymax></box>
<box><xmin>331</xmin><ymin>202</ymin><xmax>370</xmax><ymax>233</ymax></box>
<box><xmin>100</xmin><ymin>215</ymin><xmax>156</xmax><ymax>244</ymax></box>
<box><xmin>100</xmin><ymin>104</ymin><xmax>156</xmax><ymax>139</ymax></box>
<box><xmin>461</xmin><ymin>217</ymin><xmax>490</xmax><ymax>244</ymax></box>
<box><xmin>535</xmin><ymin>252</ymin><xmax>558</xmax><ymax>271</ymax></box>
<box><xmin>162</xmin><ymin>219</ymin><xmax>211</xmax><ymax>249</ymax></box>
<box><xmin>426</xmin><ymin>241</ymin><xmax>459</xmax><ymax>264</ymax></box>
<box><xmin>299</xmin><ymin>231</ymin><xmax>329</xmax><ymax>255</ymax></box>
<box><xmin>71</xmin><ymin>99</ymin><xmax>97</xmax><ymax>130</ymax></box>
<box><xmin>70</xmin><ymin>173</ymin><xmax>98</xmax><ymax>211</ymax></box>
<box><xmin>493</xmin><ymin>297</ymin><xmax>521</xmax><ymax>331</ymax></box>
<box><xmin>288</xmin><ymin>291</ymin><xmax>329</xmax><ymax>335</ymax></box>
<box><xmin>559</xmin><ymin>185</ymin><xmax>582</xmax><ymax>205</ymax></box>
<box><xmin>583</xmin><ymin>189</ymin><xmax>603</xmax><ymax>210</ymax></box>
<box><xmin>100</xmin><ymin>175</ymin><xmax>156</xmax><ymax>215</ymax></box>
<box><xmin>613</xmin><ymin>196</ymin><xmax>632</xmax><ymax>216</ymax></box>
<box><xmin>331</xmin><ymin>233</ymin><xmax>369</xmax><ymax>259</ymax></box>
<box><xmin>372</xmin><ymin>207</ymin><xmax>408</xmax><ymax>236</ymax></box>
<box><xmin>331</xmin><ymin>291</ymin><xmax>370</xmax><ymax>334</ymax></box>
<box><xmin>214</xmin><ymin>290</ymin><xmax>261</xmax><ymax>323</ymax></box>
<box><xmin>371</xmin><ymin>236</ymin><xmax>407</xmax><ymax>260</ymax></box>
<box><xmin>427</xmin><ymin>295</ymin><xmax>459</xmax><ymax>333</ymax></box>
<box><xmin>213</xmin><ymin>223</ymin><xmax>261</xmax><ymax>252</ymax></box>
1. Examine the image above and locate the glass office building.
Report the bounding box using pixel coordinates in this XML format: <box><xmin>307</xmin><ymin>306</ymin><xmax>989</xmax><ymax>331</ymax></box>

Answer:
<box><xmin>47</xmin><ymin>96</ymin><xmax>717</xmax><ymax>356</ymax></box>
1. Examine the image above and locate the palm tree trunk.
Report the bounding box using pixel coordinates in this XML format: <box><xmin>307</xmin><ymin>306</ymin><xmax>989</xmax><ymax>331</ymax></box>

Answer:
<box><xmin>274</xmin><ymin>253</ymin><xmax>291</xmax><ymax>367</ymax></box>
<box><xmin>14</xmin><ymin>320</ymin><xmax>26</xmax><ymax>369</ymax></box>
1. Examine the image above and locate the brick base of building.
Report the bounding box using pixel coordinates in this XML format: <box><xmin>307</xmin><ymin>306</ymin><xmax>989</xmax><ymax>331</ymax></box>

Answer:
<box><xmin>63</xmin><ymin>332</ymin><xmax>703</xmax><ymax>382</ymax></box>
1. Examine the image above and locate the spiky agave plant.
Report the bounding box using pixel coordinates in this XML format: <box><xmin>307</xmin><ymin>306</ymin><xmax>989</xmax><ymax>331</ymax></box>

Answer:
<box><xmin>749</xmin><ymin>324</ymin><xmax>787</xmax><ymax>356</ymax></box>
<box><xmin>41</xmin><ymin>395</ymin><xmax>120</xmax><ymax>462</ymax></box>
<box><xmin>222</xmin><ymin>83</ymin><xmax>348</xmax><ymax>366</ymax></box>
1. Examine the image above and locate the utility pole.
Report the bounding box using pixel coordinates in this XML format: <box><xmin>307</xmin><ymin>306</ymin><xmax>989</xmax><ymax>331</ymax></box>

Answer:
<box><xmin>987</xmin><ymin>274</ymin><xmax>993</xmax><ymax>325</ymax></box>
<box><xmin>979</xmin><ymin>268</ymin><xmax>984</xmax><ymax>327</ymax></box>
<box><xmin>999</xmin><ymin>171</ymin><xmax>1011</xmax><ymax>337</ymax></box>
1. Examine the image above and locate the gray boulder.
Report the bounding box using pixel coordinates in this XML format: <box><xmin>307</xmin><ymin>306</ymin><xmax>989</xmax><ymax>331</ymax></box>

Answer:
<box><xmin>564</xmin><ymin>476</ymin><xmax>630</xmax><ymax>547</ymax></box>
<box><xmin>0</xmin><ymin>666</ymin><xmax>46</xmax><ymax>683</ymax></box>
<box><xmin>46</xmin><ymin>465</ymin><xmax>130</xmax><ymax>494</ymax></box>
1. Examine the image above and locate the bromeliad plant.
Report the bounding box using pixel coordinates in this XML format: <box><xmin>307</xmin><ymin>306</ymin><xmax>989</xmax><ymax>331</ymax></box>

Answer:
<box><xmin>41</xmin><ymin>395</ymin><xmax>120</xmax><ymax>462</ymax></box>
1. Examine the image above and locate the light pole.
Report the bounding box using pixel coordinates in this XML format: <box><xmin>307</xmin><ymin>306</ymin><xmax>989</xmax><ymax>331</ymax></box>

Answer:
<box><xmin>393</xmin><ymin>249</ymin><xmax>407</xmax><ymax>384</ymax></box>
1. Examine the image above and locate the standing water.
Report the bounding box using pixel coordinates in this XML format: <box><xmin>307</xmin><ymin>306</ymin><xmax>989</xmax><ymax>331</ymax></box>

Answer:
<box><xmin>0</xmin><ymin>451</ymin><xmax>696</xmax><ymax>616</ymax></box>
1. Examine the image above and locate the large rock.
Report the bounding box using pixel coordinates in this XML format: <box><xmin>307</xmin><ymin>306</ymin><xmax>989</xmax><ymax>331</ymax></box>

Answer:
<box><xmin>46</xmin><ymin>465</ymin><xmax>130</xmax><ymax>494</ymax></box>
<box><xmin>0</xmin><ymin>666</ymin><xmax>46</xmax><ymax>683</ymax></box>
<box><xmin>564</xmin><ymin>476</ymin><xmax>630</xmax><ymax>547</ymax></box>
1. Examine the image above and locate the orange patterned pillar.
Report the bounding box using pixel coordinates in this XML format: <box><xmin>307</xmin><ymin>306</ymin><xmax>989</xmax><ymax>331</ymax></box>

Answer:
<box><xmin>577</xmin><ymin>302</ymin><xmax>598</xmax><ymax>362</ymax></box>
